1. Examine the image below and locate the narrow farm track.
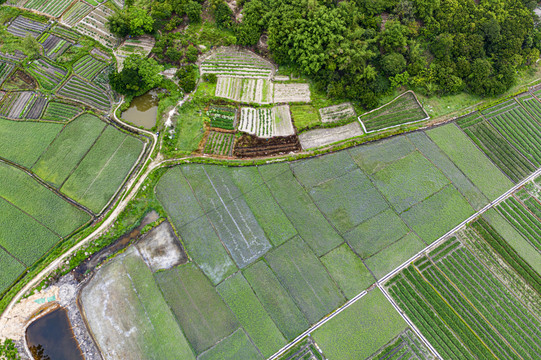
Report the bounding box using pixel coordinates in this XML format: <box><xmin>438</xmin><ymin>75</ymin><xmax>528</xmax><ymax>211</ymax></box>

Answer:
<box><xmin>269</xmin><ymin>166</ymin><xmax>541</xmax><ymax>360</ymax></box>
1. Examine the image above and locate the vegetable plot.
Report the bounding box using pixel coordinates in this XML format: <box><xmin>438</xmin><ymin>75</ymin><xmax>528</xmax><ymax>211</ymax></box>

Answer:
<box><xmin>359</xmin><ymin>91</ymin><xmax>428</xmax><ymax>132</ymax></box>
<box><xmin>22</xmin><ymin>0</ymin><xmax>75</xmax><ymax>18</ymax></box>
<box><xmin>6</xmin><ymin>16</ymin><xmax>47</xmax><ymax>38</ymax></box>
<box><xmin>73</xmin><ymin>55</ymin><xmax>107</xmax><ymax>80</ymax></box>
<box><xmin>58</xmin><ymin>76</ymin><xmax>111</xmax><ymax>110</ymax></box>
<box><xmin>201</xmin><ymin>47</ymin><xmax>274</xmax><ymax>79</ymax></box>
<box><xmin>238</xmin><ymin>105</ymin><xmax>294</xmax><ymax>138</ymax></box>
<box><xmin>204</xmin><ymin>131</ymin><xmax>235</xmax><ymax>156</ymax></box>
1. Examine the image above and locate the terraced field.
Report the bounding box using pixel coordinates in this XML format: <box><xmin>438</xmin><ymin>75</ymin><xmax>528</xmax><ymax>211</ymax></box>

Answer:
<box><xmin>58</xmin><ymin>76</ymin><xmax>111</xmax><ymax>110</ymax></box>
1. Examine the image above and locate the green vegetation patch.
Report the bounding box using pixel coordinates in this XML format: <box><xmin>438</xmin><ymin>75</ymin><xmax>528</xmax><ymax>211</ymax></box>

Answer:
<box><xmin>0</xmin><ymin>162</ymin><xmax>90</xmax><ymax>237</ymax></box>
<box><xmin>0</xmin><ymin>248</ymin><xmax>25</xmax><ymax>294</ymax></box>
<box><xmin>291</xmin><ymin>150</ymin><xmax>357</xmax><ymax>188</ymax></box>
<box><xmin>290</xmin><ymin>104</ymin><xmax>320</xmax><ymax>131</ymax></box>
<box><xmin>217</xmin><ymin>272</ymin><xmax>286</xmax><ymax>358</ymax></box>
<box><xmin>401</xmin><ymin>185</ymin><xmax>474</xmax><ymax>244</ymax></box>
<box><xmin>198</xmin><ymin>329</ymin><xmax>263</xmax><ymax>360</ymax></box>
<box><xmin>32</xmin><ymin>114</ymin><xmax>106</xmax><ymax>187</ymax></box>
<box><xmin>309</xmin><ymin>169</ymin><xmax>388</xmax><ymax>233</ymax></box>
<box><xmin>0</xmin><ymin>118</ymin><xmax>63</xmax><ymax>168</ymax></box>
<box><xmin>344</xmin><ymin>208</ymin><xmax>409</xmax><ymax>258</ymax></box>
<box><xmin>0</xmin><ymin>197</ymin><xmax>58</xmax><ymax>266</ymax></box>
<box><xmin>174</xmin><ymin>102</ymin><xmax>205</xmax><ymax>153</ymax></box>
<box><xmin>312</xmin><ymin>288</ymin><xmax>406</xmax><ymax>360</ymax></box>
<box><xmin>155</xmin><ymin>264</ymin><xmax>239</xmax><ymax>355</ymax></box>
<box><xmin>176</xmin><ymin>217</ymin><xmax>237</xmax><ymax>285</ymax></box>
<box><xmin>321</xmin><ymin>244</ymin><xmax>374</xmax><ymax>299</ymax></box>
<box><xmin>365</xmin><ymin>232</ymin><xmax>425</xmax><ymax>279</ymax></box>
<box><xmin>122</xmin><ymin>253</ymin><xmax>195</xmax><ymax>360</ymax></box>
<box><xmin>406</xmin><ymin>131</ymin><xmax>488</xmax><ymax>211</ymax></box>
<box><xmin>41</xmin><ymin>101</ymin><xmax>82</xmax><ymax>122</ymax></box>
<box><xmin>427</xmin><ymin>123</ymin><xmax>512</xmax><ymax>200</ymax></box>
<box><xmin>265</xmin><ymin>236</ymin><xmax>345</xmax><ymax>324</ymax></box>
<box><xmin>372</xmin><ymin>151</ymin><xmax>450</xmax><ymax>213</ymax></box>
<box><xmin>243</xmin><ymin>261</ymin><xmax>309</xmax><ymax>341</ymax></box>
<box><xmin>348</xmin><ymin>135</ymin><xmax>415</xmax><ymax>175</ymax></box>
<box><xmin>61</xmin><ymin>127</ymin><xmax>143</xmax><ymax>213</ymax></box>
<box><xmin>265</xmin><ymin>170</ymin><xmax>343</xmax><ymax>255</ymax></box>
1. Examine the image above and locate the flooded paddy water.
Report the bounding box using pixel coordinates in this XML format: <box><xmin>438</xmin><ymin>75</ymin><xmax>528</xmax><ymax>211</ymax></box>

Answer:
<box><xmin>26</xmin><ymin>307</ymin><xmax>84</xmax><ymax>360</ymax></box>
<box><xmin>121</xmin><ymin>89</ymin><xmax>161</xmax><ymax>129</ymax></box>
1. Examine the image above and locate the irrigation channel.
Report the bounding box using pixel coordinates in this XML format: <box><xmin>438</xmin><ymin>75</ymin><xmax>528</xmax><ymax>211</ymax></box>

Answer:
<box><xmin>25</xmin><ymin>307</ymin><xmax>84</xmax><ymax>360</ymax></box>
<box><xmin>121</xmin><ymin>89</ymin><xmax>163</xmax><ymax>129</ymax></box>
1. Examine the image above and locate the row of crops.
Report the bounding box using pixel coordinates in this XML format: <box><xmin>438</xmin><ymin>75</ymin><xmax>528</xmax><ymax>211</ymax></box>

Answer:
<box><xmin>6</xmin><ymin>15</ymin><xmax>47</xmax><ymax>38</ymax></box>
<box><xmin>72</xmin><ymin>55</ymin><xmax>107</xmax><ymax>80</ymax></box>
<box><xmin>27</xmin><ymin>58</ymin><xmax>67</xmax><ymax>89</ymax></box>
<box><xmin>57</xmin><ymin>76</ymin><xmax>111</xmax><ymax>110</ymax></box>
<box><xmin>457</xmin><ymin>93</ymin><xmax>541</xmax><ymax>183</ymax></box>
<box><xmin>359</xmin><ymin>91</ymin><xmax>429</xmax><ymax>133</ymax></box>
<box><xmin>208</xmin><ymin>106</ymin><xmax>236</xmax><ymax>130</ymax></box>
<box><xmin>204</xmin><ymin>131</ymin><xmax>235</xmax><ymax>156</ymax></box>
<box><xmin>38</xmin><ymin>33</ymin><xmax>72</xmax><ymax>60</ymax></box>
<box><xmin>22</xmin><ymin>0</ymin><xmax>74</xmax><ymax>18</ymax></box>
<box><xmin>387</xmin><ymin>225</ymin><xmax>541</xmax><ymax>360</ymax></box>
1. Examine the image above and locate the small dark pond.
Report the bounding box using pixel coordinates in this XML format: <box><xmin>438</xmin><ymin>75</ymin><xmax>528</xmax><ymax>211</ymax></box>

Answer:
<box><xmin>121</xmin><ymin>89</ymin><xmax>161</xmax><ymax>129</ymax></box>
<box><xmin>26</xmin><ymin>307</ymin><xmax>84</xmax><ymax>360</ymax></box>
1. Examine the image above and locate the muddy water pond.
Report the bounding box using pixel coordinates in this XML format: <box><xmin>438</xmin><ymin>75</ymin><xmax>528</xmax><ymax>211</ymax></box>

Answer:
<box><xmin>26</xmin><ymin>307</ymin><xmax>84</xmax><ymax>360</ymax></box>
<box><xmin>121</xmin><ymin>89</ymin><xmax>162</xmax><ymax>129</ymax></box>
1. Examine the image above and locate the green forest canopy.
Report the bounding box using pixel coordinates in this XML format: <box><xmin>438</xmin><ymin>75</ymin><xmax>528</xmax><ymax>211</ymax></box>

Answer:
<box><xmin>110</xmin><ymin>0</ymin><xmax>541</xmax><ymax>108</ymax></box>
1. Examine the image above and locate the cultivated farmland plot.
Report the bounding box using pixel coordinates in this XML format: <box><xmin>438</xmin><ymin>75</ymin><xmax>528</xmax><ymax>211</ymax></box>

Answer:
<box><xmin>60</xmin><ymin>1</ymin><xmax>92</xmax><ymax>27</ymax></box>
<box><xmin>74</xmin><ymin>5</ymin><xmax>119</xmax><ymax>48</ymax></box>
<box><xmin>37</xmin><ymin>33</ymin><xmax>72</xmax><ymax>60</ymax></box>
<box><xmin>273</xmin><ymin>83</ymin><xmax>311</xmax><ymax>103</ymax></box>
<box><xmin>73</xmin><ymin>54</ymin><xmax>107</xmax><ymax>80</ymax></box>
<box><xmin>215</xmin><ymin>76</ymin><xmax>274</xmax><ymax>104</ymax></box>
<box><xmin>114</xmin><ymin>35</ymin><xmax>155</xmax><ymax>70</ymax></box>
<box><xmin>41</xmin><ymin>101</ymin><xmax>82</xmax><ymax>121</ymax></box>
<box><xmin>319</xmin><ymin>102</ymin><xmax>356</xmax><ymax>123</ymax></box>
<box><xmin>204</xmin><ymin>131</ymin><xmax>235</xmax><ymax>156</ymax></box>
<box><xmin>28</xmin><ymin>58</ymin><xmax>67</xmax><ymax>89</ymax></box>
<box><xmin>23</xmin><ymin>95</ymin><xmax>47</xmax><ymax>118</ymax></box>
<box><xmin>0</xmin><ymin>61</ymin><xmax>15</xmax><ymax>85</ymax></box>
<box><xmin>359</xmin><ymin>91</ymin><xmax>428</xmax><ymax>133</ymax></box>
<box><xmin>6</xmin><ymin>16</ymin><xmax>48</xmax><ymax>38</ymax></box>
<box><xmin>58</xmin><ymin>75</ymin><xmax>111</xmax><ymax>111</ymax></box>
<box><xmin>22</xmin><ymin>0</ymin><xmax>75</xmax><ymax>18</ymax></box>
<box><xmin>238</xmin><ymin>105</ymin><xmax>294</xmax><ymax>138</ymax></box>
<box><xmin>49</xmin><ymin>24</ymin><xmax>80</xmax><ymax>42</ymax></box>
<box><xmin>298</xmin><ymin>121</ymin><xmax>363</xmax><ymax>149</ymax></box>
<box><xmin>201</xmin><ymin>46</ymin><xmax>275</xmax><ymax>79</ymax></box>
<box><xmin>0</xmin><ymin>91</ymin><xmax>35</xmax><ymax>119</ymax></box>
<box><xmin>0</xmin><ymin>50</ymin><xmax>26</xmax><ymax>63</ymax></box>
<box><xmin>387</xmin><ymin>235</ymin><xmax>541</xmax><ymax>360</ymax></box>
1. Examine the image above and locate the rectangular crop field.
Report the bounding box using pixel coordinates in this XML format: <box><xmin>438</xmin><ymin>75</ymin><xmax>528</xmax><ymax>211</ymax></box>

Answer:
<box><xmin>265</xmin><ymin>236</ymin><xmax>345</xmax><ymax>324</ymax></box>
<box><xmin>0</xmin><ymin>162</ymin><xmax>90</xmax><ymax>237</ymax></box>
<box><xmin>58</xmin><ymin>76</ymin><xmax>111</xmax><ymax>110</ymax></box>
<box><xmin>0</xmin><ymin>248</ymin><xmax>25</xmax><ymax>294</ymax></box>
<box><xmin>155</xmin><ymin>264</ymin><xmax>239</xmax><ymax>355</ymax></box>
<box><xmin>427</xmin><ymin>123</ymin><xmax>513</xmax><ymax>200</ymax></box>
<box><xmin>197</xmin><ymin>329</ymin><xmax>263</xmax><ymax>360</ymax></box>
<box><xmin>32</xmin><ymin>114</ymin><xmax>106</xmax><ymax>188</ymax></box>
<box><xmin>0</xmin><ymin>118</ymin><xmax>63</xmax><ymax>168</ymax></box>
<box><xmin>73</xmin><ymin>55</ymin><xmax>107</xmax><ymax>80</ymax></box>
<box><xmin>28</xmin><ymin>58</ymin><xmax>67</xmax><ymax>89</ymax></box>
<box><xmin>204</xmin><ymin>131</ymin><xmax>235</xmax><ymax>156</ymax></box>
<box><xmin>23</xmin><ymin>0</ymin><xmax>75</xmax><ymax>18</ymax></box>
<box><xmin>41</xmin><ymin>101</ymin><xmax>82</xmax><ymax>122</ymax></box>
<box><xmin>60</xmin><ymin>1</ymin><xmax>92</xmax><ymax>27</ymax></box>
<box><xmin>7</xmin><ymin>16</ymin><xmax>47</xmax><ymax>38</ymax></box>
<box><xmin>61</xmin><ymin>126</ymin><xmax>144</xmax><ymax>213</ymax></box>
<box><xmin>312</xmin><ymin>288</ymin><xmax>406</xmax><ymax>360</ymax></box>
<box><xmin>359</xmin><ymin>91</ymin><xmax>428</xmax><ymax>132</ymax></box>
<box><xmin>217</xmin><ymin>273</ymin><xmax>286</xmax><ymax>358</ymax></box>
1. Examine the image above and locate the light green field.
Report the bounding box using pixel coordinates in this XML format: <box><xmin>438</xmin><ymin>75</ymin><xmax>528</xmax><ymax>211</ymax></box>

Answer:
<box><xmin>217</xmin><ymin>273</ymin><xmax>286</xmax><ymax>358</ymax></box>
<box><xmin>122</xmin><ymin>253</ymin><xmax>195</xmax><ymax>359</ymax></box>
<box><xmin>312</xmin><ymin>288</ymin><xmax>406</xmax><ymax>360</ymax></box>
<box><xmin>401</xmin><ymin>185</ymin><xmax>474</xmax><ymax>244</ymax></box>
<box><xmin>33</xmin><ymin>114</ymin><xmax>106</xmax><ymax>187</ymax></box>
<box><xmin>197</xmin><ymin>329</ymin><xmax>263</xmax><ymax>360</ymax></box>
<box><xmin>174</xmin><ymin>102</ymin><xmax>205</xmax><ymax>153</ymax></box>
<box><xmin>427</xmin><ymin>123</ymin><xmax>513</xmax><ymax>200</ymax></box>
<box><xmin>309</xmin><ymin>169</ymin><xmax>388</xmax><ymax>233</ymax></box>
<box><xmin>344</xmin><ymin>208</ymin><xmax>409</xmax><ymax>258</ymax></box>
<box><xmin>0</xmin><ymin>162</ymin><xmax>90</xmax><ymax>237</ymax></box>
<box><xmin>407</xmin><ymin>131</ymin><xmax>489</xmax><ymax>211</ymax></box>
<box><xmin>61</xmin><ymin>126</ymin><xmax>143</xmax><ymax>213</ymax></box>
<box><xmin>321</xmin><ymin>243</ymin><xmax>375</xmax><ymax>299</ymax></box>
<box><xmin>348</xmin><ymin>136</ymin><xmax>415</xmax><ymax>174</ymax></box>
<box><xmin>372</xmin><ymin>151</ymin><xmax>450</xmax><ymax>213</ymax></box>
<box><xmin>0</xmin><ymin>118</ymin><xmax>63</xmax><ymax>168</ymax></box>
<box><xmin>0</xmin><ymin>248</ymin><xmax>25</xmax><ymax>294</ymax></box>
<box><xmin>265</xmin><ymin>236</ymin><xmax>345</xmax><ymax>324</ymax></box>
<box><xmin>365</xmin><ymin>232</ymin><xmax>425</xmax><ymax>279</ymax></box>
<box><xmin>265</xmin><ymin>170</ymin><xmax>344</xmax><ymax>255</ymax></box>
<box><xmin>243</xmin><ymin>261</ymin><xmax>309</xmax><ymax>340</ymax></box>
<box><xmin>290</xmin><ymin>104</ymin><xmax>320</xmax><ymax>131</ymax></box>
<box><xmin>291</xmin><ymin>151</ymin><xmax>357</xmax><ymax>188</ymax></box>
<box><xmin>155</xmin><ymin>264</ymin><xmax>239</xmax><ymax>355</ymax></box>
<box><xmin>0</xmin><ymin>197</ymin><xmax>59</xmax><ymax>266</ymax></box>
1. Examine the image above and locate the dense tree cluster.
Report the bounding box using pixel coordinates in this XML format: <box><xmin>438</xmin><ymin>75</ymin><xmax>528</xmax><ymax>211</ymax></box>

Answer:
<box><xmin>233</xmin><ymin>0</ymin><xmax>541</xmax><ymax>106</ymax></box>
<box><xmin>109</xmin><ymin>54</ymin><xmax>164</xmax><ymax>96</ymax></box>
